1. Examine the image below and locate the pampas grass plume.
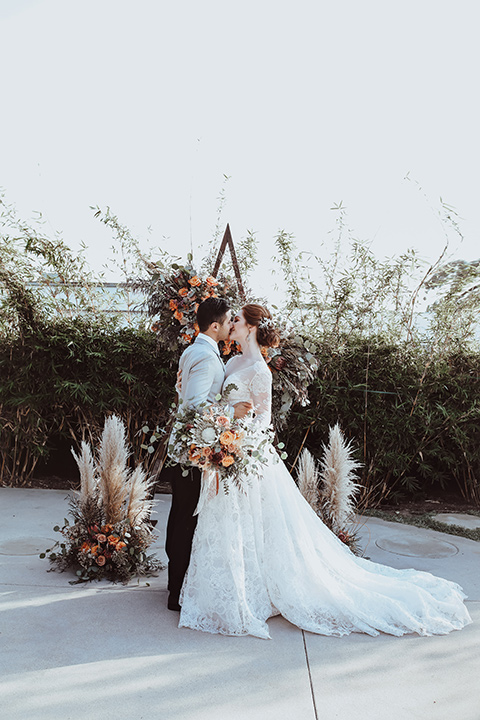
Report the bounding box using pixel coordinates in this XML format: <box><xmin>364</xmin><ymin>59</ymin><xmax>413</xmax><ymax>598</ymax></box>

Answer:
<box><xmin>297</xmin><ymin>448</ymin><xmax>320</xmax><ymax>513</ymax></box>
<box><xmin>98</xmin><ymin>415</ymin><xmax>131</xmax><ymax>525</ymax></box>
<box><xmin>320</xmin><ymin>423</ymin><xmax>361</xmax><ymax>530</ymax></box>
<box><xmin>71</xmin><ymin>441</ymin><xmax>97</xmax><ymax>506</ymax></box>
<box><xmin>127</xmin><ymin>465</ymin><xmax>155</xmax><ymax>526</ymax></box>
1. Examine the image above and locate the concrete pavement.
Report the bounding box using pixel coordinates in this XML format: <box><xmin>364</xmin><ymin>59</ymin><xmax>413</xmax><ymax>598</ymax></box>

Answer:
<box><xmin>0</xmin><ymin>487</ymin><xmax>479</xmax><ymax>720</ymax></box>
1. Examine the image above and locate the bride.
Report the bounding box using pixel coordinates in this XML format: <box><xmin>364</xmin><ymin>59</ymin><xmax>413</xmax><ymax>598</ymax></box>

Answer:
<box><xmin>178</xmin><ymin>304</ymin><xmax>472</xmax><ymax>639</ymax></box>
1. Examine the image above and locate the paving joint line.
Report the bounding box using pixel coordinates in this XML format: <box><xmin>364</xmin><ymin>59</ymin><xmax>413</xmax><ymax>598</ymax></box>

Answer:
<box><xmin>302</xmin><ymin>630</ymin><xmax>318</xmax><ymax>720</ymax></box>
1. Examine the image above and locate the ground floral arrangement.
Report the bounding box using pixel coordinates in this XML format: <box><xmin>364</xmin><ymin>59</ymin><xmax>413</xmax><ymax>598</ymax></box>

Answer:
<box><xmin>41</xmin><ymin>415</ymin><xmax>162</xmax><ymax>583</ymax></box>
<box><xmin>297</xmin><ymin>423</ymin><xmax>363</xmax><ymax>554</ymax></box>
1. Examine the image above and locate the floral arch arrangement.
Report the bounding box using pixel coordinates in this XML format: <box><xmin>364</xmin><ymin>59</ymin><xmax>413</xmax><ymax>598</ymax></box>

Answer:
<box><xmin>138</xmin><ymin>258</ymin><xmax>244</xmax><ymax>361</ymax></box>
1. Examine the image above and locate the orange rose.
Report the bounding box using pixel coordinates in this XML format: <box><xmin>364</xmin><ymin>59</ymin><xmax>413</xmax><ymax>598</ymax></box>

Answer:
<box><xmin>181</xmin><ymin>333</ymin><xmax>192</xmax><ymax>343</ymax></box>
<box><xmin>80</xmin><ymin>542</ymin><xmax>90</xmax><ymax>553</ymax></box>
<box><xmin>174</xmin><ymin>310</ymin><xmax>184</xmax><ymax>321</ymax></box>
<box><xmin>205</xmin><ymin>276</ymin><xmax>218</xmax><ymax>287</ymax></box>
<box><xmin>189</xmin><ymin>446</ymin><xmax>201</xmax><ymax>461</ymax></box>
<box><xmin>201</xmin><ymin>447</ymin><xmax>213</xmax><ymax>457</ymax></box>
<box><xmin>178</xmin><ymin>287</ymin><xmax>189</xmax><ymax>297</ymax></box>
<box><xmin>221</xmin><ymin>455</ymin><xmax>234</xmax><ymax>467</ymax></box>
<box><xmin>222</xmin><ymin>339</ymin><xmax>233</xmax><ymax>355</ymax></box>
<box><xmin>169</xmin><ymin>299</ymin><xmax>178</xmax><ymax>310</ymax></box>
<box><xmin>116</xmin><ymin>542</ymin><xmax>127</xmax><ymax>550</ymax></box>
<box><xmin>107</xmin><ymin>535</ymin><xmax>120</xmax><ymax>545</ymax></box>
<box><xmin>90</xmin><ymin>544</ymin><xmax>98</xmax><ymax>556</ymax></box>
<box><xmin>96</xmin><ymin>555</ymin><xmax>106</xmax><ymax>566</ymax></box>
<box><xmin>189</xmin><ymin>276</ymin><xmax>202</xmax><ymax>287</ymax></box>
<box><xmin>216</xmin><ymin>415</ymin><xmax>230</xmax><ymax>427</ymax></box>
<box><xmin>219</xmin><ymin>430</ymin><xmax>235</xmax><ymax>446</ymax></box>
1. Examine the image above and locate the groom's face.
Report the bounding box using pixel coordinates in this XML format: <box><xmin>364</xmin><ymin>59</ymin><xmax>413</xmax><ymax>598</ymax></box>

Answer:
<box><xmin>216</xmin><ymin>310</ymin><xmax>233</xmax><ymax>342</ymax></box>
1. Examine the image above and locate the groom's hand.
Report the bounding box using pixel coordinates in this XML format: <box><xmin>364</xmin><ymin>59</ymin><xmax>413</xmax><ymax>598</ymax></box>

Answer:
<box><xmin>233</xmin><ymin>401</ymin><xmax>253</xmax><ymax>419</ymax></box>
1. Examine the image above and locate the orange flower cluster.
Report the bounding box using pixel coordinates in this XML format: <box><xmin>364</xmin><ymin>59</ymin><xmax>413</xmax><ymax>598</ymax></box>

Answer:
<box><xmin>186</xmin><ymin>425</ymin><xmax>242</xmax><ymax>472</ymax></box>
<box><xmin>222</xmin><ymin>339</ymin><xmax>235</xmax><ymax>356</ymax></box>
<box><xmin>80</xmin><ymin>525</ymin><xmax>128</xmax><ymax>566</ymax></box>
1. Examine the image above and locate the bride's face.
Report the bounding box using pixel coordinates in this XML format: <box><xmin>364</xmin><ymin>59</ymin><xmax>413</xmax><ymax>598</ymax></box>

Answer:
<box><xmin>230</xmin><ymin>310</ymin><xmax>253</xmax><ymax>343</ymax></box>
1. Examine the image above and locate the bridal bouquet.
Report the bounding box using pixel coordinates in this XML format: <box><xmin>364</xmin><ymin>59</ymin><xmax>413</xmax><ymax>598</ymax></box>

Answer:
<box><xmin>168</xmin><ymin>400</ymin><xmax>278</xmax><ymax>491</ymax></box>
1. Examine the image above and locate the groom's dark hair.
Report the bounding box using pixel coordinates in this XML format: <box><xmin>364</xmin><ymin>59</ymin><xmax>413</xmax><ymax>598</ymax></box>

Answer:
<box><xmin>196</xmin><ymin>297</ymin><xmax>230</xmax><ymax>332</ymax></box>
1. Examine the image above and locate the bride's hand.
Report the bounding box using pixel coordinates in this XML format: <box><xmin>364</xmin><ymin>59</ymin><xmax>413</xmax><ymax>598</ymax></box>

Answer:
<box><xmin>233</xmin><ymin>401</ymin><xmax>253</xmax><ymax>419</ymax></box>
<box><xmin>176</xmin><ymin>369</ymin><xmax>182</xmax><ymax>393</ymax></box>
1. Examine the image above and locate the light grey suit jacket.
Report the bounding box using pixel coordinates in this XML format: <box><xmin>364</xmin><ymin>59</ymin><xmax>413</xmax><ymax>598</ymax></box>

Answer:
<box><xmin>178</xmin><ymin>335</ymin><xmax>225</xmax><ymax>408</ymax></box>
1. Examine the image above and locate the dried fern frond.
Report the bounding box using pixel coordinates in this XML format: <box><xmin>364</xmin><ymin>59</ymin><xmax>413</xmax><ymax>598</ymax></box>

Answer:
<box><xmin>71</xmin><ymin>441</ymin><xmax>97</xmax><ymax>506</ymax></box>
<box><xmin>98</xmin><ymin>415</ymin><xmax>131</xmax><ymax>525</ymax></box>
<box><xmin>126</xmin><ymin>465</ymin><xmax>155</xmax><ymax>526</ymax></box>
<box><xmin>319</xmin><ymin>423</ymin><xmax>362</xmax><ymax>531</ymax></box>
<box><xmin>297</xmin><ymin>448</ymin><xmax>320</xmax><ymax>514</ymax></box>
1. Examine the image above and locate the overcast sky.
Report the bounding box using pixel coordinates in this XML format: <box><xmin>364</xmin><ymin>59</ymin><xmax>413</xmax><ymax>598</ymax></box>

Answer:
<box><xmin>1</xmin><ymin>0</ymin><xmax>479</xmax><ymax>296</ymax></box>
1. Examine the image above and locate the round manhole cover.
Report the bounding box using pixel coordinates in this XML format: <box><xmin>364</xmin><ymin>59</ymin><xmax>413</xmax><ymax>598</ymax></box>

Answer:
<box><xmin>375</xmin><ymin>536</ymin><xmax>458</xmax><ymax>558</ymax></box>
<box><xmin>0</xmin><ymin>537</ymin><xmax>55</xmax><ymax>556</ymax></box>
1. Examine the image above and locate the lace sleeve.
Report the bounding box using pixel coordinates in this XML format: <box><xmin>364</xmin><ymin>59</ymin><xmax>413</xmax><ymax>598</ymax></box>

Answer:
<box><xmin>248</xmin><ymin>363</ymin><xmax>272</xmax><ymax>429</ymax></box>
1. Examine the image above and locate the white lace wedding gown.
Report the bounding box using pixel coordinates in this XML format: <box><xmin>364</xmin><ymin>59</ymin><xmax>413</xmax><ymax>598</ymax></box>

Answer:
<box><xmin>178</xmin><ymin>359</ymin><xmax>472</xmax><ymax>639</ymax></box>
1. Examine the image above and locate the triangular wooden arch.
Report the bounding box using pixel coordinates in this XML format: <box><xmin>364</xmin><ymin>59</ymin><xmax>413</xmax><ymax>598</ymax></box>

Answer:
<box><xmin>211</xmin><ymin>224</ymin><xmax>246</xmax><ymax>302</ymax></box>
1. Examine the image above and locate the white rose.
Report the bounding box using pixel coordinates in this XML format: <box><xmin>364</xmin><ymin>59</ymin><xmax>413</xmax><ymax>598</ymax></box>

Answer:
<box><xmin>201</xmin><ymin>427</ymin><xmax>216</xmax><ymax>444</ymax></box>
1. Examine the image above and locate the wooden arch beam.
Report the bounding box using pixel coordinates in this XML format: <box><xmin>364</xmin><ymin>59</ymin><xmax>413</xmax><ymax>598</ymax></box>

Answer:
<box><xmin>211</xmin><ymin>224</ymin><xmax>246</xmax><ymax>302</ymax></box>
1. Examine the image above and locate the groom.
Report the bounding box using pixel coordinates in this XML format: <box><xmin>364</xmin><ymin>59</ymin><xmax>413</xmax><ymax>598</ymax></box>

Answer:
<box><xmin>165</xmin><ymin>297</ymin><xmax>251</xmax><ymax>611</ymax></box>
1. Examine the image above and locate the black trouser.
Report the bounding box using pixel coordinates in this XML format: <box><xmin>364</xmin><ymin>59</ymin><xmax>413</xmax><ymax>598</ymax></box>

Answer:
<box><xmin>165</xmin><ymin>464</ymin><xmax>201</xmax><ymax>603</ymax></box>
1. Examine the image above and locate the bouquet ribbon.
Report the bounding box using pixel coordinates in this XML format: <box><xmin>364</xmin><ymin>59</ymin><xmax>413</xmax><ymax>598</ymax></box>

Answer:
<box><xmin>194</xmin><ymin>467</ymin><xmax>220</xmax><ymax>516</ymax></box>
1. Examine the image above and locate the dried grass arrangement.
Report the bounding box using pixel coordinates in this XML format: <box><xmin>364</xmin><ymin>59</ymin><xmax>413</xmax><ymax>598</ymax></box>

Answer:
<box><xmin>297</xmin><ymin>423</ymin><xmax>362</xmax><ymax>553</ymax></box>
<box><xmin>42</xmin><ymin>415</ymin><xmax>163</xmax><ymax>583</ymax></box>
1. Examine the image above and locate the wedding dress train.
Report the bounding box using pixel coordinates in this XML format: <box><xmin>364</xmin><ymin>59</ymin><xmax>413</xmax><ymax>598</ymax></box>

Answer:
<box><xmin>179</xmin><ymin>360</ymin><xmax>472</xmax><ymax>639</ymax></box>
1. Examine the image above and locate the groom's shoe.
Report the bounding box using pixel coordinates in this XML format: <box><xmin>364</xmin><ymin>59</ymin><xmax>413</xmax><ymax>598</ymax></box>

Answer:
<box><xmin>167</xmin><ymin>595</ymin><xmax>181</xmax><ymax>612</ymax></box>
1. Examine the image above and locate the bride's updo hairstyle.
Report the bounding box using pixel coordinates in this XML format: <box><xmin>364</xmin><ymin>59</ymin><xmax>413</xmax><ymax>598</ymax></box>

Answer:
<box><xmin>242</xmin><ymin>304</ymin><xmax>281</xmax><ymax>348</ymax></box>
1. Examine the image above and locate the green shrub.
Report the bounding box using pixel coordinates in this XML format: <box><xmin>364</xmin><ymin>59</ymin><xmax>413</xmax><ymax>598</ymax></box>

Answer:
<box><xmin>283</xmin><ymin>337</ymin><xmax>480</xmax><ymax>505</ymax></box>
<box><xmin>0</xmin><ymin>318</ymin><xmax>175</xmax><ymax>484</ymax></box>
